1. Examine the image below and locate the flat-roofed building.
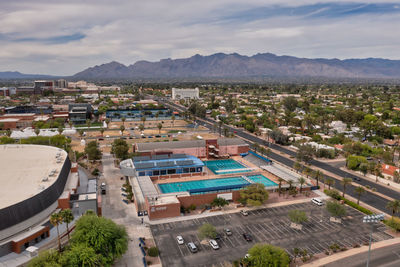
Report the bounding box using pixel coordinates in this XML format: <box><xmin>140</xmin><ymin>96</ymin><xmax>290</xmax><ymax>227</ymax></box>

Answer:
<box><xmin>171</xmin><ymin>87</ymin><xmax>199</xmax><ymax>100</ymax></box>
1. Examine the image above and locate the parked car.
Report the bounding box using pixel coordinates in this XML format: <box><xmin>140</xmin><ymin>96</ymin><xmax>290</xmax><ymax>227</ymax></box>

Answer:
<box><xmin>243</xmin><ymin>233</ymin><xmax>253</xmax><ymax>242</ymax></box>
<box><xmin>240</xmin><ymin>210</ymin><xmax>249</xmax><ymax>216</ymax></box>
<box><xmin>224</xmin><ymin>228</ymin><xmax>232</xmax><ymax>236</ymax></box>
<box><xmin>209</xmin><ymin>239</ymin><xmax>219</xmax><ymax>250</ymax></box>
<box><xmin>187</xmin><ymin>242</ymin><xmax>198</xmax><ymax>253</ymax></box>
<box><xmin>215</xmin><ymin>233</ymin><xmax>222</xmax><ymax>240</ymax></box>
<box><xmin>176</xmin><ymin>235</ymin><xmax>184</xmax><ymax>245</ymax></box>
<box><xmin>311</xmin><ymin>198</ymin><xmax>323</xmax><ymax>206</ymax></box>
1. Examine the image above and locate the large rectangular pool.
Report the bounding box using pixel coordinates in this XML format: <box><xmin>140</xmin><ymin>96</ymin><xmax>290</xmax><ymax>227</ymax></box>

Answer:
<box><xmin>204</xmin><ymin>159</ymin><xmax>249</xmax><ymax>175</ymax></box>
<box><xmin>158</xmin><ymin>174</ymin><xmax>277</xmax><ymax>194</ymax></box>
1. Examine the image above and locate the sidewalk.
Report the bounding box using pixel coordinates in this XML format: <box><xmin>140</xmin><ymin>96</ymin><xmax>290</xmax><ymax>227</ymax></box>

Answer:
<box><xmin>302</xmin><ymin>237</ymin><xmax>400</xmax><ymax>267</ymax></box>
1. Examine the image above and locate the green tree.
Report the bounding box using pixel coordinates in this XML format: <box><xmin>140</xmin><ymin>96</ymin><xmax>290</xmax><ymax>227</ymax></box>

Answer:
<box><xmin>121</xmin><ymin>116</ymin><xmax>126</xmax><ymax>126</ymax></box>
<box><xmin>35</xmin><ymin>128</ymin><xmax>40</xmax><ymax>136</ymax></box>
<box><xmin>71</xmin><ymin>214</ymin><xmax>128</xmax><ymax>265</ymax></box>
<box><xmin>210</xmin><ymin>197</ymin><xmax>229</xmax><ymax>208</ymax></box>
<box><xmin>239</xmin><ymin>183</ymin><xmax>269</xmax><ymax>206</ymax></box>
<box><xmin>288</xmin><ymin>210</ymin><xmax>308</xmax><ymax>224</ymax></box>
<box><xmin>386</xmin><ymin>200</ymin><xmax>400</xmax><ymax>219</ymax></box>
<box><xmin>198</xmin><ymin>223</ymin><xmax>217</xmax><ymax>240</ymax></box>
<box><xmin>247</xmin><ymin>244</ymin><xmax>290</xmax><ymax>267</ymax></box>
<box><xmin>171</xmin><ymin>115</ymin><xmax>176</xmax><ymax>127</ymax></box>
<box><xmin>296</xmin><ymin>145</ymin><xmax>314</xmax><ymax>165</ymax></box>
<box><xmin>84</xmin><ymin>141</ymin><xmax>102</xmax><ymax>161</ymax></box>
<box><xmin>111</xmin><ymin>139</ymin><xmax>129</xmax><ymax>160</ymax></box>
<box><xmin>57</xmin><ymin>126</ymin><xmax>64</xmax><ymax>135</ymax></box>
<box><xmin>6</xmin><ymin>129</ymin><xmax>12</xmax><ymax>137</ymax></box>
<box><xmin>86</xmin><ymin>119</ymin><xmax>91</xmax><ymax>129</ymax></box>
<box><xmin>100</xmin><ymin>127</ymin><xmax>105</xmax><ymax>137</ymax></box>
<box><xmin>105</xmin><ymin>118</ymin><xmax>111</xmax><ymax>128</ymax></box>
<box><xmin>139</xmin><ymin>124</ymin><xmax>144</xmax><ymax>132</ymax></box>
<box><xmin>60</xmin><ymin>209</ymin><xmax>74</xmax><ymax>241</ymax></box>
<box><xmin>293</xmin><ymin>161</ymin><xmax>302</xmax><ymax>173</ymax></box>
<box><xmin>326</xmin><ymin>178</ymin><xmax>334</xmax><ymax>190</ymax></box>
<box><xmin>50</xmin><ymin>212</ymin><xmax>63</xmax><ymax>252</ymax></box>
<box><xmin>120</xmin><ymin>125</ymin><xmax>125</xmax><ymax>136</ymax></box>
<box><xmin>298</xmin><ymin>177</ymin><xmax>306</xmax><ymax>193</ymax></box>
<box><xmin>341</xmin><ymin>178</ymin><xmax>352</xmax><ymax>198</ymax></box>
<box><xmin>141</xmin><ymin>116</ymin><xmax>146</xmax><ymax>127</ymax></box>
<box><xmin>355</xmin><ymin>186</ymin><xmax>366</xmax><ymax>205</ymax></box>
<box><xmin>326</xmin><ymin>200</ymin><xmax>347</xmax><ymax>218</ymax></box>
<box><xmin>312</xmin><ymin>170</ymin><xmax>323</xmax><ymax>188</ymax></box>
<box><xmin>60</xmin><ymin>243</ymin><xmax>103</xmax><ymax>267</ymax></box>
<box><xmin>278</xmin><ymin>178</ymin><xmax>284</xmax><ymax>196</ymax></box>
<box><xmin>282</xmin><ymin>96</ymin><xmax>298</xmax><ymax>112</ymax></box>
<box><xmin>27</xmin><ymin>249</ymin><xmax>61</xmax><ymax>267</ymax></box>
<box><xmin>374</xmin><ymin>164</ymin><xmax>382</xmax><ymax>183</ymax></box>
<box><xmin>359</xmin><ymin>163</ymin><xmax>368</xmax><ymax>176</ymax></box>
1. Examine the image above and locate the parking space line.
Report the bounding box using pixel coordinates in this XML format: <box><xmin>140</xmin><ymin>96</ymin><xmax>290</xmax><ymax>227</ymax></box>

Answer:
<box><xmin>249</xmin><ymin>224</ymin><xmax>269</xmax><ymax>241</ymax></box>
<box><xmin>253</xmin><ymin>224</ymin><xmax>270</xmax><ymax>241</ymax></box>
<box><xmin>259</xmin><ymin>223</ymin><xmax>281</xmax><ymax>239</ymax></box>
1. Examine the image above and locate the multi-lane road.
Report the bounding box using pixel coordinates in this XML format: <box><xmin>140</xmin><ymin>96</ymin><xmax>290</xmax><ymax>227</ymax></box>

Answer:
<box><xmin>159</xmin><ymin>98</ymin><xmax>400</xmax><ymax>215</ymax></box>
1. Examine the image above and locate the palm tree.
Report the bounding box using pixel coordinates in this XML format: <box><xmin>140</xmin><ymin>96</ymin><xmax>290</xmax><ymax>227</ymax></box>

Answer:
<box><xmin>157</xmin><ymin>123</ymin><xmax>162</xmax><ymax>134</ymax></box>
<box><xmin>34</xmin><ymin>128</ymin><xmax>40</xmax><ymax>136</ymax></box>
<box><xmin>386</xmin><ymin>200</ymin><xmax>400</xmax><ymax>219</ymax></box>
<box><xmin>341</xmin><ymin>178</ymin><xmax>352</xmax><ymax>198</ymax></box>
<box><xmin>374</xmin><ymin>164</ymin><xmax>382</xmax><ymax>183</ymax></box>
<box><xmin>60</xmin><ymin>209</ymin><xmax>74</xmax><ymax>241</ymax></box>
<box><xmin>121</xmin><ymin>116</ymin><xmax>126</xmax><ymax>126</ymax></box>
<box><xmin>141</xmin><ymin>116</ymin><xmax>146</xmax><ymax>128</ymax></box>
<box><xmin>298</xmin><ymin>177</ymin><xmax>306</xmax><ymax>193</ymax></box>
<box><xmin>50</xmin><ymin>212</ymin><xmax>62</xmax><ymax>252</ymax></box>
<box><xmin>68</xmin><ymin>121</ymin><xmax>73</xmax><ymax>129</ymax></box>
<box><xmin>105</xmin><ymin>118</ymin><xmax>111</xmax><ymax>128</ymax></box>
<box><xmin>313</xmin><ymin>170</ymin><xmax>323</xmax><ymax>188</ymax></box>
<box><xmin>100</xmin><ymin>127</ymin><xmax>105</xmax><ymax>137</ymax></box>
<box><xmin>293</xmin><ymin>161</ymin><xmax>302</xmax><ymax>173</ymax></box>
<box><xmin>86</xmin><ymin>119</ymin><xmax>91</xmax><ymax>129</ymax></box>
<box><xmin>278</xmin><ymin>178</ymin><xmax>284</xmax><ymax>196</ymax></box>
<box><xmin>139</xmin><ymin>124</ymin><xmax>144</xmax><ymax>132</ymax></box>
<box><xmin>355</xmin><ymin>186</ymin><xmax>366</xmax><ymax>205</ymax></box>
<box><xmin>5</xmin><ymin>129</ymin><xmax>11</xmax><ymax>137</ymax></box>
<box><xmin>57</xmin><ymin>126</ymin><xmax>63</xmax><ymax>135</ymax></box>
<box><xmin>326</xmin><ymin>178</ymin><xmax>334</xmax><ymax>190</ymax></box>
<box><xmin>78</xmin><ymin>129</ymin><xmax>84</xmax><ymax>138</ymax></box>
<box><xmin>171</xmin><ymin>115</ymin><xmax>176</xmax><ymax>127</ymax></box>
<box><xmin>120</xmin><ymin>125</ymin><xmax>125</xmax><ymax>136</ymax></box>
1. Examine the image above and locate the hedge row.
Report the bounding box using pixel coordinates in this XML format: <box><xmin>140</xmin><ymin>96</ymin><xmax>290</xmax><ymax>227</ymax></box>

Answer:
<box><xmin>383</xmin><ymin>217</ymin><xmax>400</xmax><ymax>232</ymax></box>
<box><xmin>324</xmin><ymin>189</ymin><xmax>373</xmax><ymax>215</ymax></box>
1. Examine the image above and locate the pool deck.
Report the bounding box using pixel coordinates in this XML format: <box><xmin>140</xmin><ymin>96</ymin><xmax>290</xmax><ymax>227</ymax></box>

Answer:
<box><xmin>153</xmin><ymin>156</ymin><xmax>284</xmax><ymax>188</ymax></box>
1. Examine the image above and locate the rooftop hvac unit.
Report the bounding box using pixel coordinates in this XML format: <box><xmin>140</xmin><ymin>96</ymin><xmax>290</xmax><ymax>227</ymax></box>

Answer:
<box><xmin>42</xmin><ymin>177</ymin><xmax>48</xmax><ymax>182</ymax></box>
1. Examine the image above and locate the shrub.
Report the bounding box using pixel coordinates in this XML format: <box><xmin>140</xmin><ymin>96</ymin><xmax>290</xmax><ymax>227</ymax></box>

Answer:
<box><xmin>384</xmin><ymin>217</ymin><xmax>400</xmax><ymax>232</ymax></box>
<box><xmin>147</xmin><ymin>247</ymin><xmax>159</xmax><ymax>257</ymax></box>
<box><xmin>324</xmin><ymin>189</ymin><xmax>341</xmax><ymax>200</ymax></box>
<box><xmin>189</xmin><ymin>204</ymin><xmax>196</xmax><ymax>211</ymax></box>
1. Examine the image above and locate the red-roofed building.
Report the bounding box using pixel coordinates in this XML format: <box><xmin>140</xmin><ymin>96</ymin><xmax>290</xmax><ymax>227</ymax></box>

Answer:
<box><xmin>381</xmin><ymin>163</ymin><xmax>399</xmax><ymax>177</ymax></box>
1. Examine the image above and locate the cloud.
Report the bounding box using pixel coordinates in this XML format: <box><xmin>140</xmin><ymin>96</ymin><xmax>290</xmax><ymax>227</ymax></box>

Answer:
<box><xmin>0</xmin><ymin>0</ymin><xmax>400</xmax><ymax>75</ymax></box>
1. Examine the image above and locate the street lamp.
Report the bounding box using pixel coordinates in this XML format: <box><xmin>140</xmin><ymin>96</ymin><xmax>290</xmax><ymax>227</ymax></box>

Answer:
<box><xmin>362</xmin><ymin>214</ymin><xmax>385</xmax><ymax>267</ymax></box>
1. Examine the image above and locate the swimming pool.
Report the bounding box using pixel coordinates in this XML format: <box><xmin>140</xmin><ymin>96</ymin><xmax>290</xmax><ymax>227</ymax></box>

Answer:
<box><xmin>247</xmin><ymin>174</ymin><xmax>278</xmax><ymax>187</ymax></box>
<box><xmin>204</xmin><ymin>159</ymin><xmax>249</xmax><ymax>175</ymax></box>
<box><xmin>158</xmin><ymin>176</ymin><xmax>250</xmax><ymax>194</ymax></box>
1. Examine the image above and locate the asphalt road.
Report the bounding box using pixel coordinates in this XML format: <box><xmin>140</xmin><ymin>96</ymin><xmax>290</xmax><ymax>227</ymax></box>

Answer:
<box><xmin>325</xmin><ymin>243</ymin><xmax>400</xmax><ymax>267</ymax></box>
<box><xmin>160</xmin><ymin>99</ymin><xmax>400</xmax><ymax>215</ymax></box>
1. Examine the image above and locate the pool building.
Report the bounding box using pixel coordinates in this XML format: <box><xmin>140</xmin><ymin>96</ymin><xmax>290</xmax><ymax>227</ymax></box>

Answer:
<box><xmin>120</xmin><ymin>147</ymin><xmax>281</xmax><ymax>220</ymax></box>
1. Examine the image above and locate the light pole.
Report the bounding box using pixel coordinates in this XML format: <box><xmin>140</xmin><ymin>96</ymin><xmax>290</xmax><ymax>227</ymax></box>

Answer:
<box><xmin>362</xmin><ymin>214</ymin><xmax>385</xmax><ymax>267</ymax></box>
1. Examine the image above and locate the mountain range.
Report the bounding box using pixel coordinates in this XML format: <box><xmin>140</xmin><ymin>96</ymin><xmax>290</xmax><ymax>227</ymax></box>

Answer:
<box><xmin>2</xmin><ymin>52</ymin><xmax>400</xmax><ymax>80</ymax></box>
<box><xmin>72</xmin><ymin>53</ymin><xmax>400</xmax><ymax>80</ymax></box>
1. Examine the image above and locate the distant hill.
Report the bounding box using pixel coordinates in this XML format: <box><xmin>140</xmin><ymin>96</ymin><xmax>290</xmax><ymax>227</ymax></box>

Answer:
<box><xmin>0</xmin><ymin>71</ymin><xmax>56</xmax><ymax>79</ymax></box>
<box><xmin>72</xmin><ymin>52</ymin><xmax>400</xmax><ymax>80</ymax></box>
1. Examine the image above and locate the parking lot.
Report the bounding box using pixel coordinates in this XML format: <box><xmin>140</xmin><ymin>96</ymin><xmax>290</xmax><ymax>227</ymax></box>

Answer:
<box><xmin>151</xmin><ymin>202</ymin><xmax>393</xmax><ymax>267</ymax></box>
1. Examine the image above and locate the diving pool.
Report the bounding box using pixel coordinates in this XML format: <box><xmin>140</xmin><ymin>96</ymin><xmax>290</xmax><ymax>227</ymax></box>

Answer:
<box><xmin>204</xmin><ymin>159</ymin><xmax>249</xmax><ymax>175</ymax></box>
<box><xmin>247</xmin><ymin>174</ymin><xmax>278</xmax><ymax>187</ymax></box>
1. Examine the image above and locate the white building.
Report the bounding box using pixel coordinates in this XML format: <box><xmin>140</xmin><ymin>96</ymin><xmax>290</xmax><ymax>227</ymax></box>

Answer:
<box><xmin>172</xmin><ymin>88</ymin><xmax>199</xmax><ymax>100</ymax></box>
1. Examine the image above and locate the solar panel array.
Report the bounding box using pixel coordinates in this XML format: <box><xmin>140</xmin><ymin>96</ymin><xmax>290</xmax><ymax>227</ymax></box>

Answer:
<box><xmin>176</xmin><ymin>160</ymin><xmax>194</xmax><ymax>166</ymax></box>
<box><xmin>153</xmin><ymin>154</ymin><xmax>169</xmax><ymax>160</ymax></box>
<box><xmin>133</xmin><ymin>156</ymin><xmax>150</xmax><ymax>162</ymax></box>
<box><xmin>135</xmin><ymin>162</ymin><xmax>155</xmax><ymax>169</ymax></box>
<box><xmin>170</xmin><ymin>154</ymin><xmax>187</xmax><ymax>159</ymax></box>
<box><xmin>156</xmin><ymin>161</ymin><xmax>175</xmax><ymax>167</ymax></box>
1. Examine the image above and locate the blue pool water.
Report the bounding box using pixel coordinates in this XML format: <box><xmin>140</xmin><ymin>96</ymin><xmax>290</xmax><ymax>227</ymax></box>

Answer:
<box><xmin>158</xmin><ymin>174</ymin><xmax>277</xmax><ymax>194</ymax></box>
<box><xmin>158</xmin><ymin>177</ymin><xmax>250</xmax><ymax>194</ymax></box>
<box><xmin>247</xmin><ymin>174</ymin><xmax>278</xmax><ymax>187</ymax></box>
<box><xmin>204</xmin><ymin>159</ymin><xmax>247</xmax><ymax>175</ymax></box>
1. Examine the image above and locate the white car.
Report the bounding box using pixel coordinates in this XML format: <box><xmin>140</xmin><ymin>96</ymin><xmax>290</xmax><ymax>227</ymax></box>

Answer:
<box><xmin>176</xmin><ymin>235</ymin><xmax>184</xmax><ymax>245</ymax></box>
<box><xmin>209</xmin><ymin>239</ymin><xmax>219</xmax><ymax>250</ymax></box>
<box><xmin>311</xmin><ymin>198</ymin><xmax>323</xmax><ymax>206</ymax></box>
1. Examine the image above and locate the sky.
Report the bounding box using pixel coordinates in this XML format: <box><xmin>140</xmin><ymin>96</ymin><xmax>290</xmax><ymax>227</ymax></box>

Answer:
<box><xmin>1</xmin><ymin>0</ymin><xmax>400</xmax><ymax>75</ymax></box>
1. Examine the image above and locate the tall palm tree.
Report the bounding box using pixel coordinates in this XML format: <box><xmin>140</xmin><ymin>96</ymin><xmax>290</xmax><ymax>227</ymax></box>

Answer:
<box><xmin>313</xmin><ymin>170</ymin><xmax>323</xmax><ymax>188</ymax></box>
<box><xmin>100</xmin><ymin>127</ymin><xmax>105</xmax><ymax>137</ymax></box>
<box><xmin>68</xmin><ymin>121</ymin><xmax>73</xmax><ymax>129</ymax></box>
<box><xmin>50</xmin><ymin>212</ymin><xmax>62</xmax><ymax>252</ymax></box>
<box><xmin>374</xmin><ymin>164</ymin><xmax>382</xmax><ymax>183</ymax></box>
<box><xmin>60</xmin><ymin>209</ymin><xmax>74</xmax><ymax>241</ymax></box>
<box><xmin>341</xmin><ymin>178</ymin><xmax>352</xmax><ymax>198</ymax></box>
<box><xmin>141</xmin><ymin>116</ymin><xmax>146</xmax><ymax>128</ymax></box>
<box><xmin>355</xmin><ymin>186</ymin><xmax>366</xmax><ymax>205</ymax></box>
<box><xmin>325</xmin><ymin>178</ymin><xmax>334</xmax><ymax>190</ymax></box>
<box><xmin>120</xmin><ymin>125</ymin><xmax>125</xmax><ymax>136</ymax></box>
<box><xmin>171</xmin><ymin>115</ymin><xmax>176</xmax><ymax>127</ymax></box>
<box><xmin>157</xmin><ymin>123</ymin><xmax>162</xmax><ymax>134</ymax></box>
<box><xmin>105</xmin><ymin>118</ymin><xmax>111</xmax><ymax>128</ymax></box>
<box><xmin>34</xmin><ymin>128</ymin><xmax>40</xmax><ymax>136</ymax></box>
<box><xmin>57</xmin><ymin>126</ymin><xmax>63</xmax><ymax>135</ymax></box>
<box><xmin>86</xmin><ymin>119</ymin><xmax>91</xmax><ymax>129</ymax></box>
<box><xmin>121</xmin><ymin>116</ymin><xmax>126</xmax><ymax>126</ymax></box>
<box><xmin>387</xmin><ymin>200</ymin><xmax>400</xmax><ymax>219</ymax></box>
<box><xmin>293</xmin><ymin>161</ymin><xmax>302</xmax><ymax>173</ymax></box>
<box><xmin>277</xmin><ymin>178</ymin><xmax>284</xmax><ymax>196</ymax></box>
<box><xmin>298</xmin><ymin>177</ymin><xmax>306</xmax><ymax>193</ymax></box>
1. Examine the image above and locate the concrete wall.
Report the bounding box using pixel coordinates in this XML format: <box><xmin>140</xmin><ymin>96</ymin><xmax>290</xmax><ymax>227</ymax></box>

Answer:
<box><xmin>178</xmin><ymin>191</ymin><xmax>241</xmax><ymax>208</ymax></box>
